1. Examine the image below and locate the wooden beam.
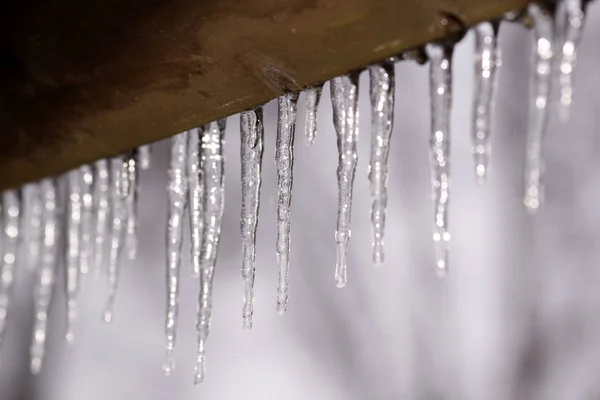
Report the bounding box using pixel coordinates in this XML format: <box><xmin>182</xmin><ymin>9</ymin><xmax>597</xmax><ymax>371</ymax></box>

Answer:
<box><xmin>0</xmin><ymin>0</ymin><xmax>531</xmax><ymax>190</ymax></box>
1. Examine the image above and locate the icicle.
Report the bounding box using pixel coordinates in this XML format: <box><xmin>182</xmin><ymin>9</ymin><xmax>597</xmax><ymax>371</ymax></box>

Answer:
<box><xmin>194</xmin><ymin>119</ymin><xmax>226</xmax><ymax>385</ymax></box>
<box><xmin>164</xmin><ymin>131</ymin><xmax>189</xmax><ymax>375</ymax></box>
<box><xmin>524</xmin><ymin>3</ymin><xmax>555</xmax><ymax>212</ymax></box>
<box><xmin>103</xmin><ymin>157</ymin><xmax>126</xmax><ymax>323</ymax></box>
<box><xmin>93</xmin><ymin>159</ymin><xmax>110</xmax><ymax>278</ymax></box>
<box><xmin>368</xmin><ymin>63</ymin><xmax>395</xmax><ymax>266</ymax></box>
<box><xmin>425</xmin><ymin>42</ymin><xmax>454</xmax><ymax>277</ymax></box>
<box><xmin>65</xmin><ymin>169</ymin><xmax>83</xmax><ymax>341</ymax></box>
<box><xmin>79</xmin><ymin>164</ymin><xmax>94</xmax><ymax>274</ymax></box>
<box><xmin>30</xmin><ymin>179</ymin><xmax>59</xmax><ymax>374</ymax></box>
<box><xmin>275</xmin><ymin>94</ymin><xmax>298</xmax><ymax>312</ymax></box>
<box><xmin>0</xmin><ymin>190</ymin><xmax>20</xmax><ymax>348</ymax></box>
<box><xmin>330</xmin><ymin>74</ymin><xmax>359</xmax><ymax>287</ymax></box>
<box><xmin>124</xmin><ymin>152</ymin><xmax>139</xmax><ymax>260</ymax></box>
<box><xmin>240</xmin><ymin>108</ymin><xmax>264</xmax><ymax>329</ymax></box>
<box><xmin>304</xmin><ymin>84</ymin><xmax>324</xmax><ymax>145</ymax></box>
<box><xmin>556</xmin><ymin>0</ymin><xmax>585</xmax><ymax>120</ymax></box>
<box><xmin>138</xmin><ymin>144</ymin><xmax>152</xmax><ymax>170</ymax></box>
<box><xmin>23</xmin><ymin>183</ymin><xmax>43</xmax><ymax>271</ymax></box>
<box><xmin>187</xmin><ymin>128</ymin><xmax>203</xmax><ymax>278</ymax></box>
<box><xmin>472</xmin><ymin>21</ymin><xmax>500</xmax><ymax>184</ymax></box>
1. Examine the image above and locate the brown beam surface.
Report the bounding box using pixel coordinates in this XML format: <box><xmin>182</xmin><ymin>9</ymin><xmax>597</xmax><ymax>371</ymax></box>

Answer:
<box><xmin>0</xmin><ymin>0</ymin><xmax>530</xmax><ymax>190</ymax></box>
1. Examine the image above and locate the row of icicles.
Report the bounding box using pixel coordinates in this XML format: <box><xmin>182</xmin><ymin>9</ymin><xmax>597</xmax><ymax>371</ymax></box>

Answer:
<box><xmin>0</xmin><ymin>0</ymin><xmax>586</xmax><ymax>384</ymax></box>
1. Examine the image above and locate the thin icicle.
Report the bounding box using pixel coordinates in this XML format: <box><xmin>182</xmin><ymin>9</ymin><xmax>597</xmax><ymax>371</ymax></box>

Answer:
<box><xmin>0</xmin><ymin>190</ymin><xmax>20</xmax><ymax>349</ymax></box>
<box><xmin>425</xmin><ymin>42</ymin><xmax>454</xmax><ymax>277</ymax></box>
<box><xmin>164</xmin><ymin>131</ymin><xmax>189</xmax><ymax>375</ymax></box>
<box><xmin>194</xmin><ymin>119</ymin><xmax>226</xmax><ymax>385</ymax></box>
<box><xmin>331</xmin><ymin>74</ymin><xmax>360</xmax><ymax>287</ymax></box>
<box><xmin>138</xmin><ymin>144</ymin><xmax>152</xmax><ymax>170</ymax></box>
<box><xmin>103</xmin><ymin>157</ymin><xmax>126</xmax><ymax>323</ymax></box>
<box><xmin>187</xmin><ymin>128</ymin><xmax>203</xmax><ymax>278</ymax></box>
<box><xmin>23</xmin><ymin>183</ymin><xmax>43</xmax><ymax>271</ymax></box>
<box><xmin>93</xmin><ymin>159</ymin><xmax>110</xmax><ymax>278</ymax></box>
<box><xmin>304</xmin><ymin>85</ymin><xmax>324</xmax><ymax>145</ymax></box>
<box><xmin>275</xmin><ymin>94</ymin><xmax>298</xmax><ymax>312</ymax></box>
<box><xmin>30</xmin><ymin>179</ymin><xmax>59</xmax><ymax>374</ymax></box>
<box><xmin>368</xmin><ymin>63</ymin><xmax>395</xmax><ymax>266</ymax></box>
<box><xmin>524</xmin><ymin>3</ymin><xmax>555</xmax><ymax>212</ymax></box>
<box><xmin>240</xmin><ymin>108</ymin><xmax>264</xmax><ymax>329</ymax></box>
<box><xmin>556</xmin><ymin>0</ymin><xmax>585</xmax><ymax>120</ymax></box>
<box><xmin>79</xmin><ymin>164</ymin><xmax>94</xmax><ymax>274</ymax></box>
<box><xmin>65</xmin><ymin>169</ymin><xmax>82</xmax><ymax>341</ymax></box>
<box><xmin>124</xmin><ymin>152</ymin><xmax>139</xmax><ymax>260</ymax></box>
<box><xmin>472</xmin><ymin>21</ymin><xmax>501</xmax><ymax>184</ymax></box>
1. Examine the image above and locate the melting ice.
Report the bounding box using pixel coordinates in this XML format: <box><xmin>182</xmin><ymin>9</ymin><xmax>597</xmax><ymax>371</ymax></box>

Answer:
<box><xmin>304</xmin><ymin>84</ymin><xmax>324</xmax><ymax>145</ymax></box>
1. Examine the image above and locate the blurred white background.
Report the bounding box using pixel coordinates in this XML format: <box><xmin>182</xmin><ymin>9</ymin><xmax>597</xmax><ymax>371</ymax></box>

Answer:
<box><xmin>3</xmin><ymin>3</ymin><xmax>600</xmax><ymax>399</ymax></box>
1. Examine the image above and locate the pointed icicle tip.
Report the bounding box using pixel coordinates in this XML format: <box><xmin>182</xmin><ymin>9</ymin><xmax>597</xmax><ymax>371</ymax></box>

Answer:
<box><xmin>331</xmin><ymin>73</ymin><xmax>360</xmax><ymax>287</ymax></box>
<box><xmin>425</xmin><ymin>42</ymin><xmax>454</xmax><ymax>277</ymax></box>
<box><xmin>523</xmin><ymin>3</ymin><xmax>555</xmax><ymax>212</ymax></box>
<box><xmin>472</xmin><ymin>21</ymin><xmax>500</xmax><ymax>185</ymax></box>
<box><xmin>275</xmin><ymin>94</ymin><xmax>298</xmax><ymax>312</ymax></box>
<box><xmin>368</xmin><ymin>63</ymin><xmax>395</xmax><ymax>267</ymax></box>
<box><xmin>240</xmin><ymin>108</ymin><xmax>264</xmax><ymax>329</ymax></box>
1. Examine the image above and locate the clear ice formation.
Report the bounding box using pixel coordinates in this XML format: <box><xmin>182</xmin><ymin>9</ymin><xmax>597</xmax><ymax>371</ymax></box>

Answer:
<box><xmin>556</xmin><ymin>0</ymin><xmax>586</xmax><ymax>120</ymax></box>
<box><xmin>275</xmin><ymin>94</ymin><xmax>298</xmax><ymax>312</ymax></box>
<box><xmin>0</xmin><ymin>190</ymin><xmax>20</xmax><ymax>348</ymax></box>
<box><xmin>368</xmin><ymin>63</ymin><xmax>395</xmax><ymax>266</ymax></box>
<box><xmin>524</xmin><ymin>3</ymin><xmax>555</xmax><ymax>212</ymax></box>
<box><xmin>164</xmin><ymin>131</ymin><xmax>189</xmax><ymax>375</ymax></box>
<box><xmin>472</xmin><ymin>21</ymin><xmax>501</xmax><ymax>184</ymax></box>
<box><xmin>30</xmin><ymin>179</ymin><xmax>59</xmax><ymax>374</ymax></box>
<box><xmin>23</xmin><ymin>183</ymin><xmax>42</xmax><ymax>271</ymax></box>
<box><xmin>187</xmin><ymin>128</ymin><xmax>203</xmax><ymax>278</ymax></box>
<box><xmin>104</xmin><ymin>157</ymin><xmax>126</xmax><ymax>323</ymax></box>
<box><xmin>425</xmin><ymin>42</ymin><xmax>454</xmax><ymax>277</ymax></box>
<box><xmin>194</xmin><ymin>119</ymin><xmax>226</xmax><ymax>385</ymax></box>
<box><xmin>93</xmin><ymin>159</ymin><xmax>110</xmax><ymax>278</ymax></box>
<box><xmin>65</xmin><ymin>169</ymin><xmax>83</xmax><ymax>341</ymax></box>
<box><xmin>124</xmin><ymin>152</ymin><xmax>139</xmax><ymax>260</ymax></box>
<box><xmin>240</xmin><ymin>108</ymin><xmax>264</xmax><ymax>329</ymax></box>
<box><xmin>330</xmin><ymin>74</ymin><xmax>360</xmax><ymax>287</ymax></box>
<box><xmin>80</xmin><ymin>164</ymin><xmax>94</xmax><ymax>274</ymax></box>
<box><xmin>138</xmin><ymin>144</ymin><xmax>153</xmax><ymax>170</ymax></box>
<box><xmin>304</xmin><ymin>84</ymin><xmax>324</xmax><ymax>145</ymax></box>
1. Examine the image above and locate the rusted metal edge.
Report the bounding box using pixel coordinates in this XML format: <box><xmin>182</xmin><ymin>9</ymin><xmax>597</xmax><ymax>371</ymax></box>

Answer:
<box><xmin>0</xmin><ymin>0</ymin><xmax>532</xmax><ymax>190</ymax></box>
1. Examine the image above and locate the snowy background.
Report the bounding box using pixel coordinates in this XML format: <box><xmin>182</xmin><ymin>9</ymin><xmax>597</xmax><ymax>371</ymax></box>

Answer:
<box><xmin>3</xmin><ymin>3</ymin><xmax>600</xmax><ymax>400</ymax></box>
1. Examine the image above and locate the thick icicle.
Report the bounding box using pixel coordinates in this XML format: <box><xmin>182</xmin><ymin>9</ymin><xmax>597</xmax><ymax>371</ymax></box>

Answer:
<box><xmin>23</xmin><ymin>183</ymin><xmax>43</xmax><ymax>271</ymax></box>
<box><xmin>93</xmin><ymin>159</ymin><xmax>110</xmax><ymax>278</ymax></box>
<box><xmin>30</xmin><ymin>179</ymin><xmax>59</xmax><ymax>374</ymax></box>
<box><xmin>425</xmin><ymin>42</ymin><xmax>454</xmax><ymax>277</ymax></box>
<box><xmin>187</xmin><ymin>128</ymin><xmax>203</xmax><ymax>278</ymax></box>
<box><xmin>194</xmin><ymin>119</ymin><xmax>226</xmax><ymax>385</ymax></box>
<box><xmin>556</xmin><ymin>0</ymin><xmax>585</xmax><ymax>120</ymax></box>
<box><xmin>65</xmin><ymin>169</ymin><xmax>83</xmax><ymax>341</ymax></box>
<box><xmin>472</xmin><ymin>21</ymin><xmax>500</xmax><ymax>184</ymax></box>
<box><xmin>304</xmin><ymin>85</ymin><xmax>324</xmax><ymax>145</ymax></box>
<box><xmin>330</xmin><ymin>74</ymin><xmax>360</xmax><ymax>287</ymax></box>
<box><xmin>103</xmin><ymin>157</ymin><xmax>126</xmax><ymax>323</ymax></box>
<box><xmin>164</xmin><ymin>131</ymin><xmax>189</xmax><ymax>375</ymax></box>
<box><xmin>240</xmin><ymin>108</ymin><xmax>264</xmax><ymax>329</ymax></box>
<box><xmin>138</xmin><ymin>144</ymin><xmax>152</xmax><ymax>170</ymax></box>
<box><xmin>275</xmin><ymin>94</ymin><xmax>298</xmax><ymax>312</ymax></box>
<box><xmin>524</xmin><ymin>4</ymin><xmax>555</xmax><ymax>212</ymax></box>
<box><xmin>79</xmin><ymin>164</ymin><xmax>94</xmax><ymax>274</ymax></box>
<box><xmin>0</xmin><ymin>190</ymin><xmax>20</xmax><ymax>348</ymax></box>
<box><xmin>368</xmin><ymin>63</ymin><xmax>395</xmax><ymax>266</ymax></box>
<box><xmin>124</xmin><ymin>152</ymin><xmax>139</xmax><ymax>260</ymax></box>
